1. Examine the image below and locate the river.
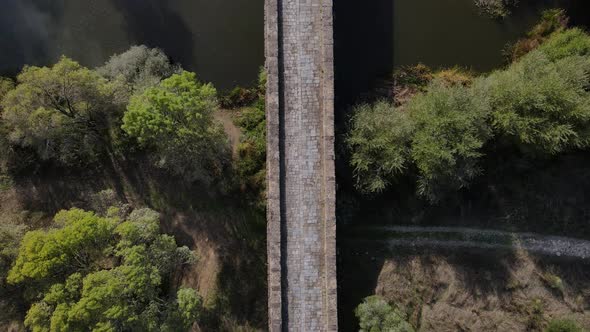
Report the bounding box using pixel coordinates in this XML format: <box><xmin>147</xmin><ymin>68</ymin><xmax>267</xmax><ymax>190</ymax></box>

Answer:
<box><xmin>0</xmin><ymin>0</ymin><xmax>264</xmax><ymax>91</ymax></box>
<box><xmin>0</xmin><ymin>0</ymin><xmax>588</xmax><ymax>94</ymax></box>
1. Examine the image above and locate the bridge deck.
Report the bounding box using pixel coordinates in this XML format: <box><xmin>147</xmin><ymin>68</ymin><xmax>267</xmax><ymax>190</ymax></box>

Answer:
<box><xmin>265</xmin><ymin>0</ymin><xmax>337</xmax><ymax>331</ymax></box>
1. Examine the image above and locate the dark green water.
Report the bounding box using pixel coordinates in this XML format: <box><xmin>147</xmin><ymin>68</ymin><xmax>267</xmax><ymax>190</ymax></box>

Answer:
<box><xmin>0</xmin><ymin>0</ymin><xmax>264</xmax><ymax>90</ymax></box>
<box><xmin>335</xmin><ymin>0</ymin><xmax>589</xmax><ymax>107</ymax></box>
<box><xmin>1</xmin><ymin>1</ymin><xmax>588</xmax><ymax>94</ymax></box>
<box><xmin>393</xmin><ymin>0</ymin><xmax>540</xmax><ymax>71</ymax></box>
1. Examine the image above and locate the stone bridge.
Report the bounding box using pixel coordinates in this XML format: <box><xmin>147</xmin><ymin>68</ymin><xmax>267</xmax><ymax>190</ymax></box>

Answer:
<box><xmin>265</xmin><ymin>0</ymin><xmax>338</xmax><ymax>331</ymax></box>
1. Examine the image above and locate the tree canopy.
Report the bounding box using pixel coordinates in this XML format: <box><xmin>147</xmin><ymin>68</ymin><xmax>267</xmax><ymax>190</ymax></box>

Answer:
<box><xmin>1</xmin><ymin>57</ymin><xmax>125</xmax><ymax>165</ymax></box>
<box><xmin>355</xmin><ymin>296</ymin><xmax>415</xmax><ymax>332</ymax></box>
<box><xmin>8</xmin><ymin>208</ymin><xmax>201</xmax><ymax>332</ymax></box>
<box><xmin>347</xmin><ymin>101</ymin><xmax>414</xmax><ymax>194</ymax></box>
<box><xmin>98</xmin><ymin>45</ymin><xmax>180</xmax><ymax>92</ymax></box>
<box><xmin>122</xmin><ymin>71</ymin><xmax>229</xmax><ymax>184</ymax></box>
<box><xmin>347</xmin><ymin>28</ymin><xmax>590</xmax><ymax>202</ymax></box>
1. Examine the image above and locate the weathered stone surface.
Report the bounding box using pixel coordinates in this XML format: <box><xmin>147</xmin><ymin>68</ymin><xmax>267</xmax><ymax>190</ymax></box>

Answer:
<box><xmin>265</xmin><ymin>0</ymin><xmax>337</xmax><ymax>330</ymax></box>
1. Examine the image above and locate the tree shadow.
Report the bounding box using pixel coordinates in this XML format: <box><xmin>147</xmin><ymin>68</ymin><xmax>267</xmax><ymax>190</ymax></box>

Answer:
<box><xmin>109</xmin><ymin>0</ymin><xmax>196</xmax><ymax>70</ymax></box>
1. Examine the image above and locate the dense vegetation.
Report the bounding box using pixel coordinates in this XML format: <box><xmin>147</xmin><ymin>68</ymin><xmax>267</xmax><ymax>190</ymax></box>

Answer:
<box><xmin>123</xmin><ymin>71</ymin><xmax>230</xmax><ymax>185</ymax></box>
<box><xmin>0</xmin><ymin>46</ymin><xmax>267</xmax><ymax>331</ymax></box>
<box><xmin>345</xmin><ymin>11</ymin><xmax>590</xmax><ymax>330</ymax></box>
<box><xmin>348</xmin><ymin>25</ymin><xmax>590</xmax><ymax>203</ymax></box>
<box><xmin>9</xmin><ymin>208</ymin><xmax>200</xmax><ymax>332</ymax></box>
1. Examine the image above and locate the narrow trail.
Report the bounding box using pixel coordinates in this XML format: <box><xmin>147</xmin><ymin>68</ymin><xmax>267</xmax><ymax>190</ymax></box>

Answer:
<box><xmin>345</xmin><ymin>226</ymin><xmax>590</xmax><ymax>259</ymax></box>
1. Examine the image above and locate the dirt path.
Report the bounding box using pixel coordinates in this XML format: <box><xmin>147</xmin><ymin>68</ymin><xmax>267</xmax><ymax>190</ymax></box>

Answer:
<box><xmin>352</xmin><ymin>226</ymin><xmax>590</xmax><ymax>259</ymax></box>
<box><xmin>214</xmin><ymin>109</ymin><xmax>241</xmax><ymax>155</ymax></box>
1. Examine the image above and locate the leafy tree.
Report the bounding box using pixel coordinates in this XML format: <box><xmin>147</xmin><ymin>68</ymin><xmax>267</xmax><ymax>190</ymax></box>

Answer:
<box><xmin>99</xmin><ymin>45</ymin><xmax>180</xmax><ymax>92</ymax></box>
<box><xmin>122</xmin><ymin>71</ymin><xmax>229</xmax><ymax>184</ymax></box>
<box><xmin>8</xmin><ymin>208</ymin><xmax>200</xmax><ymax>332</ymax></box>
<box><xmin>347</xmin><ymin>100</ymin><xmax>414</xmax><ymax>194</ymax></box>
<box><xmin>545</xmin><ymin>319</ymin><xmax>584</xmax><ymax>332</ymax></box>
<box><xmin>1</xmin><ymin>57</ymin><xmax>126</xmax><ymax>165</ymax></box>
<box><xmin>480</xmin><ymin>49</ymin><xmax>590</xmax><ymax>155</ymax></box>
<box><xmin>355</xmin><ymin>296</ymin><xmax>414</xmax><ymax>332</ymax></box>
<box><xmin>409</xmin><ymin>80</ymin><xmax>490</xmax><ymax>202</ymax></box>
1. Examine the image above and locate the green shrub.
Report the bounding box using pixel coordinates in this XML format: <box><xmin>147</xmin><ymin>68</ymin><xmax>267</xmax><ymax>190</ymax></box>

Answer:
<box><xmin>355</xmin><ymin>295</ymin><xmax>415</xmax><ymax>332</ymax></box>
<box><xmin>347</xmin><ymin>101</ymin><xmax>414</xmax><ymax>194</ymax></box>
<box><xmin>545</xmin><ymin>319</ymin><xmax>584</xmax><ymax>332</ymax></box>
<box><xmin>527</xmin><ymin>298</ymin><xmax>545</xmax><ymax>331</ymax></box>
<box><xmin>480</xmin><ymin>49</ymin><xmax>590</xmax><ymax>155</ymax></box>
<box><xmin>541</xmin><ymin>272</ymin><xmax>564</xmax><ymax>292</ymax></box>
<box><xmin>236</xmin><ymin>99</ymin><xmax>266</xmax><ymax>195</ymax></box>
<box><xmin>538</xmin><ymin>28</ymin><xmax>590</xmax><ymax>61</ymax></box>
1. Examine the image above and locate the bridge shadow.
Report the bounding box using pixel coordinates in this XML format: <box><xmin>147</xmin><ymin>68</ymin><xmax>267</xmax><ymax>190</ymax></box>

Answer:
<box><xmin>334</xmin><ymin>0</ymin><xmax>394</xmax><ymax>121</ymax></box>
<box><xmin>334</xmin><ymin>1</ymin><xmax>393</xmax><ymax>327</ymax></box>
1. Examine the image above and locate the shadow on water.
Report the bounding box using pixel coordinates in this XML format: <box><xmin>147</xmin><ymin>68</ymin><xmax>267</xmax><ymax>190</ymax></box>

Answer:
<box><xmin>109</xmin><ymin>0</ymin><xmax>196</xmax><ymax>76</ymax></box>
<box><xmin>0</xmin><ymin>0</ymin><xmax>64</xmax><ymax>76</ymax></box>
<box><xmin>0</xmin><ymin>0</ymin><xmax>264</xmax><ymax>90</ymax></box>
<box><xmin>334</xmin><ymin>0</ymin><xmax>394</xmax><ymax>118</ymax></box>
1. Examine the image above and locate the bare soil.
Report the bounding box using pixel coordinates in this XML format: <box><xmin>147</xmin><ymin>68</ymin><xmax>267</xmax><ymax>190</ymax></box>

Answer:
<box><xmin>339</xmin><ymin>241</ymin><xmax>590</xmax><ymax>332</ymax></box>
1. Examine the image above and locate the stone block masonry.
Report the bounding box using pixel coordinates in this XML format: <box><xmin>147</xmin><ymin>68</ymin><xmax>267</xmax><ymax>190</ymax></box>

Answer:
<box><xmin>265</xmin><ymin>0</ymin><xmax>337</xmax><ymax>331</ymax></box>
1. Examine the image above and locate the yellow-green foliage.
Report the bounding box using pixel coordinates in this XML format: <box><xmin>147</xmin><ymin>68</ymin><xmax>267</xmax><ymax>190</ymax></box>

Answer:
<box><xmin>1</xmin><ymin>57</ymin><xmax>125</xmax><ymax>165</ymax></box>
<box><xmin>123</xmin><ymin>71</ymin><xmax>229</xmax><ymax>184</ymax></box>
<box><xmin>538</xmin><ymin>28</ymin><xmax>590</xmax><ymax>61</ymax></box>
<box><xmin>9</xmin><ymin>208</ymin><xmax>201</xmax><ymax>332</ymax></box>
<box><xmin>347</xmin><ymin>28</ymin><xmax>590</xmax><ymax>201</ymax></box>
<box><xmin>355</xmin><ymin>296</ymin><xmax>415</xmax><ymax>332</ymax></box>
<box><xmin>433</xmin><ymin>67</ymin><xmax>473</xmax><ymax>87</ymax></box>
<box><xmin>481</xmin><ymin>47</ymin><xmax>590</xmax><ymax>154</ymax></box>
<box><xmin>409</xmin><ymin>80</ymin><xmax>490</xmax><ymax>201</ymax></box>
<box><xmin>545</xmin><ymin>319</ymin><xmax>584</xmax><ymax>332</ymax></box>
<box><xmin>347</xmin><ymin>101</ymin><xmax>414</xmax><ymax>194</ymax></box>
<box><xmin>0</xmin><ymin>77</ymin><xmax>14</xmax><ymax>101</ymax></box>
